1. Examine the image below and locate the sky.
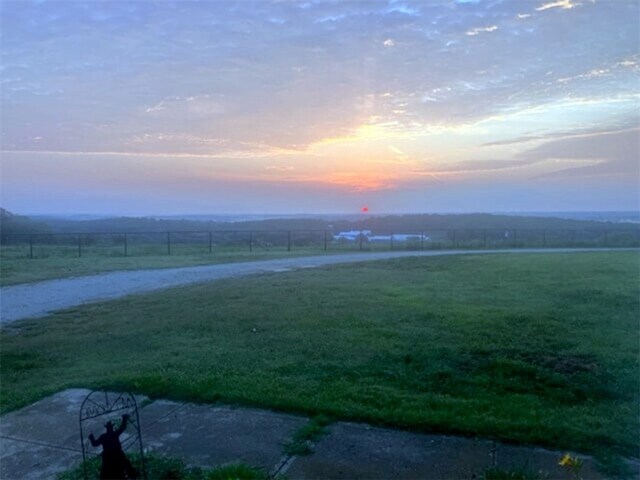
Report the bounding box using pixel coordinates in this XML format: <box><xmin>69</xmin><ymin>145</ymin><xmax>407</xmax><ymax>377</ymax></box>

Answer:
<box><xmin>1</xmin><ymin>0</ymin><xmax>639</xmax><ymax>215</ymax></box>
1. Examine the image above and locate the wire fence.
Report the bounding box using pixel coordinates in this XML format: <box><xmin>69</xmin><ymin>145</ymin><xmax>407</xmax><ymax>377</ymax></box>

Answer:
<box><xmin>1</xmin><ymin>228</ymin><xmax>638</xmax><ymax>259</ymax></box>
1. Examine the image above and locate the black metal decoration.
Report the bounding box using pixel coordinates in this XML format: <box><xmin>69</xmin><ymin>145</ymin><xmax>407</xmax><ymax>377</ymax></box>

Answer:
<box><xmin>79</xmin><ymin>391</ymin><xmax>146</xmax><ymax>480</ymax></box>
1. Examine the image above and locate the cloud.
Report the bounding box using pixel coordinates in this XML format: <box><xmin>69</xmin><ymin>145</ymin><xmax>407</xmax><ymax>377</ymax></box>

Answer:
<box><xmin>384</xmin><ymin>3</ymin><xmax>421</xmax><ymax>17</ymax></box>
<box><xmin>520</xmin><ymin>128</ymin><xmax>640</xmax><ymax>179</ymax></box>
<box><xmin>265</xmin><ymin>165</ymin><xmax>295</xmax><ymax>171</ymax></box>
<box><xmin>481</xmin><ymin>125</ymin><xmax>638</xmax><ymax>147</ymax></box>
<box><xmin>557</xmin><ymin>68</ymin><xmax>611</xmax><ymax>84</ymax></box>
<box><xmin>536</xmin><ymin>0</ymin><xmax>581</xmax><ymax>12</ymax></box>
<box><xmin>420</xmin><ymin>158</ymin><xmax>537</xmax><ymax>176</ymax></box>
<box><xmin>411</xmin><ymin>128</ymin><xmax>640</xmax><ymax>182</ymax></box>
<box><xmin>466</xmin><ymin>25</ymin><xmax>498</xmax><ymax>36</ymax></box>
<box><xmin>145</xmin><ymin>101</ymin><xmax>166</xmax><ymax>113</ymax></box>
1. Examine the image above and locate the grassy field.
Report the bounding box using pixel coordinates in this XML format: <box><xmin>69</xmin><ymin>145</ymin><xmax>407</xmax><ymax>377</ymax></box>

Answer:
<box><xmin>1</xmin><ymin>252</ymin><xmax>638</xmax><ymax>461</ymax></box>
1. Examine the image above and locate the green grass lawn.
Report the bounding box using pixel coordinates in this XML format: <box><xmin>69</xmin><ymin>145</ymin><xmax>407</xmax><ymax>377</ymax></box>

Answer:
<box><xmin>0</xmin><ymin>247</ymin><xmax>348</xmax><ymax>286</ymax></box>
<box><xmin>1</xmin><ymin>252</ymin><xmax>638</xmax><ymax>459</ymax></box>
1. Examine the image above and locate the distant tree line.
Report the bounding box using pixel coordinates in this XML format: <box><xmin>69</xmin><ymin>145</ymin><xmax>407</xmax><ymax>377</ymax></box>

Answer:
<box><xmin>0</xmin><ymin>208</ymin><xmax>51</xmax><ymax>235</ymax></box>
<box><xmin>1</xmin><ymin>208</ymin><xmax>638</xmax><ymax>236</ymax></box>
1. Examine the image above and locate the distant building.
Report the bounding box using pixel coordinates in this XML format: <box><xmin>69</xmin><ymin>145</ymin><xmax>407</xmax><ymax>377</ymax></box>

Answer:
<box><xmin>368</xmin><ymin>234</ymin><xmax>430</xmax><ymax>242</ymax></box>
<box><xmin>333</xmin><ymin>230</ymin><xmax>372</xmax><ymax>241</ymax></box>
<box><xmin>333</xmin><ymin>231</ymin><xmax>429</xmax><ymax>242</ymax></box>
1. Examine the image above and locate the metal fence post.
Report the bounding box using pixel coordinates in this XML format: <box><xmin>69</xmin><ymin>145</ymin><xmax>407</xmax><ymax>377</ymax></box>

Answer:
<box><xmin>12</xmin><ymin>226</ymin><xmax>631</xmax><ymax>261</ymax></box>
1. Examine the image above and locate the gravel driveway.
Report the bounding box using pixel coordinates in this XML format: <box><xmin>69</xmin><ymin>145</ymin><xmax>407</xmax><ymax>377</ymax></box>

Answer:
<box><xmin>0</xmin><ymin>248</ymin><xmax>629</xmax><ymax>324</ymax></box>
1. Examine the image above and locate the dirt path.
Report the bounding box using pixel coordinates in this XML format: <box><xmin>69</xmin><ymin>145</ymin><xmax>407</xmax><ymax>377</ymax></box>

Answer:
<box><xmin>0</xmin><ymin>248</ymin><xmax>632</xmax><ymax>324</ymax></box>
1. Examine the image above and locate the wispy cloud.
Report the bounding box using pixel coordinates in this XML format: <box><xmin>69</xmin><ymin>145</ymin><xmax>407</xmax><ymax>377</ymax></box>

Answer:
<box><xmin>519</xmin><ymin>128</ymin><xmax>639</xmax><ymax>165</ymax></box>
<box><xmin>319</xmin><ymin>172</ymin><xmax>398</xmax><ymax>191</ymax></box>
<box><xmin>145</xmin><ymin>101</ymin><xmax>166</xmax><ymax>113</ymax></box>
<box><xmin>481</xmin><ymin>126</ymin><xmax>639</xmax><ymax>147</ymax></box>
<box><xmin>412</xmin><ymin>128</ymin><xmax>640</xmax><ymax>182</ymax></box>
<box><xmin>536</xmin><ymin>0</ymin><xmax>581</xmax><ymax>12</ymax></box>
<box><xmin>265</xmin><ymin>165</ymin><xmax>294</xmax><ymax>172</ymax></box>
<box><xmin>466</xmin><ymin>25</ymin><xmax>498</xmax><ymax>36</ymax></box>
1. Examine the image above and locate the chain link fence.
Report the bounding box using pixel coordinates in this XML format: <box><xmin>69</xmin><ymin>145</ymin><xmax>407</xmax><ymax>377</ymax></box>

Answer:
<box><xmin>1</xmin><ymin>228</ymin><xmax>638</xmax><ymax>259</ymax></box>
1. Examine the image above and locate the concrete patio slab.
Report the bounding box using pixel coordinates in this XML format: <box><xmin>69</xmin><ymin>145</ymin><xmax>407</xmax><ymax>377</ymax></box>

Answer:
<box><xmin>0</xmin><ymin>389</ymin><xmax>148</xmax><ymax>452</ymax></box>
<box><xmin>286</xmin><ymin>421</ymin><xmax>607</xmax><ymax>480</ymax></box>
<box><xmin>142</xmin><ymin>402</ymin><xmax>307</xmax><ymax>472</ymax></box>
<box><xmin>497</xmin><ymin>443</ymin><xmax>605</xmax><ymax>480</ymax></box>
<box><xmin>287</xmin><ymin>422</ymin><xmax>496</xmax><ymax>479</ymax></box>
<box><xmin>1</xmin><ymin>390</ymin><xmax>308</xmax><ymax>478</ymax></box>
<box><xmin>0</xmin><ymin>437</ymin><xmax>81</xmax><ymax>480</ymax></box>
<box><xmin>2</xmin><ymin>389</ymin><xmax>637</xmax><ymax>480</ymax></box>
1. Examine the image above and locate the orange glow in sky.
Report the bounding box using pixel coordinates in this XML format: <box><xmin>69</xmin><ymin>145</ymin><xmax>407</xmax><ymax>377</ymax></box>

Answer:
<box><xmin>1</xmin><ymin>1</ymin><xmax>638</xmax><ymax>214</ymax></box>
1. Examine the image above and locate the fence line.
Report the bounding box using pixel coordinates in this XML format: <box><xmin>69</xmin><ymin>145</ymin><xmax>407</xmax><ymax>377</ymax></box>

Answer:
<box><xmin>1</xmin><ymin>228</ymin><xmax>638</xmax><ymax>259</ymax></box>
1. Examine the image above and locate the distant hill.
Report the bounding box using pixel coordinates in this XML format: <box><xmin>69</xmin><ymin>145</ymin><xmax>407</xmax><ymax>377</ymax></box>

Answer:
<box><xmin>30</xmin><ymin>216</ymin><xmax>331</xmax><ymax>233</ymax></box>
<box><xmin>0</xmin><ymin>208</ymin><xmax>51</xmax><ymax>235</ymax></box>
<box><xmin>505</xmin><ymin>211</ymin><xmax>640</xmax><ymax>224</ymax></box>
<box><xmin>9</xmin><ymin>212</ymin><xmax>639</xmax><ymax>234</ymax></box>
<box><xmin>332</xmin><ymin>213</ymin><xmax>639</xmax><ymax>233</ymax></box>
